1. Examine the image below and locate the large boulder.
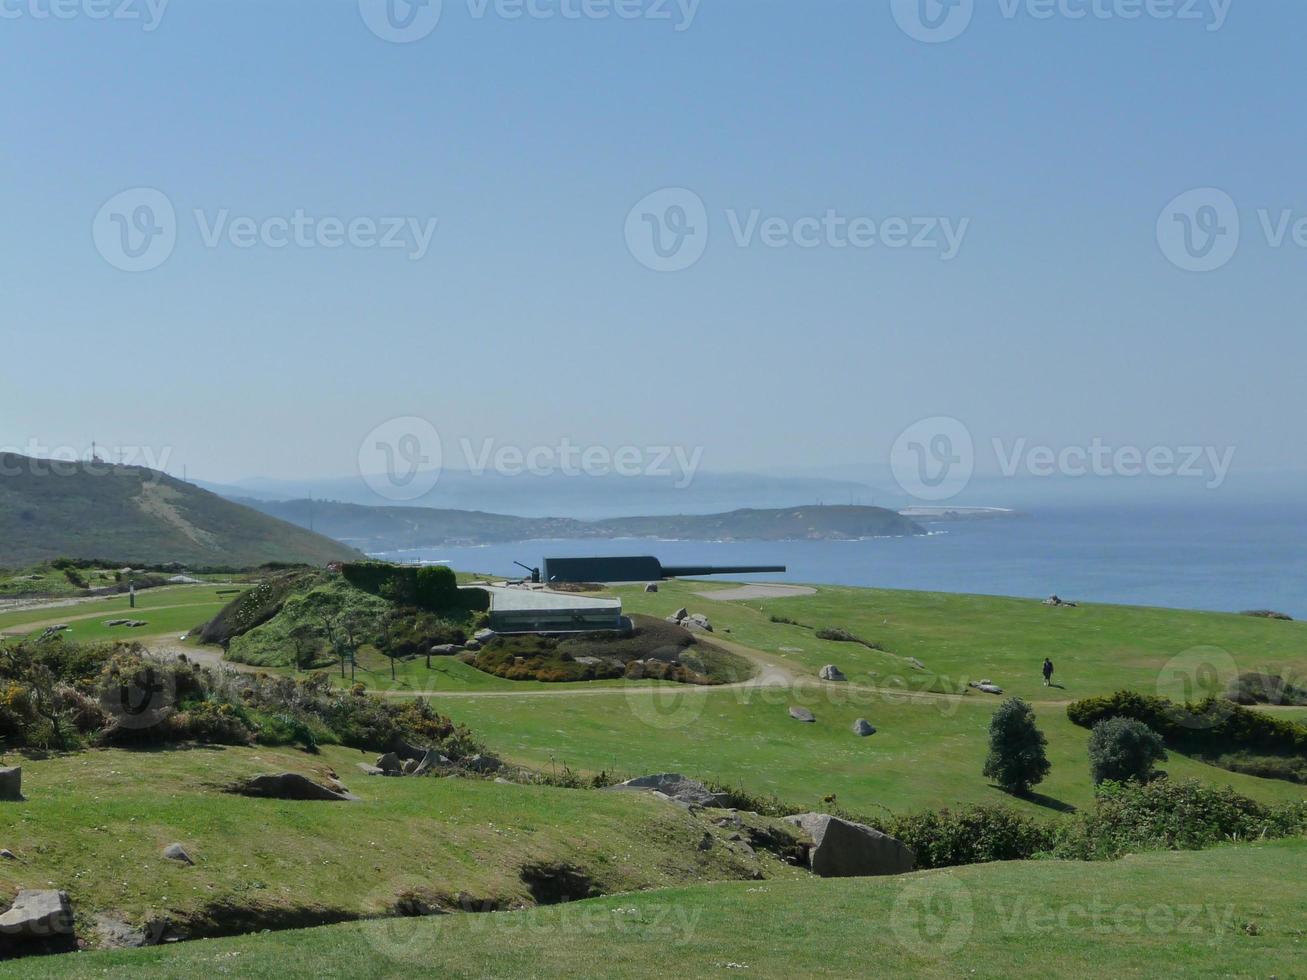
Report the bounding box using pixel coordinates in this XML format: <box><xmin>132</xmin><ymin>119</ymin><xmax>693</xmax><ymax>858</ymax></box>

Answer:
<box><xmin>233</xmin><ymin>773</ymin><xmax>358</xmax><ymax>802</ymax></box>
<box><xmin>644</xmin><ymin>583</ymin><xmax>659</xmax><ymax>593</ymax></box>
<box><xmin>430</xmin><ymin>644</ymin><xmax>460</xmax><ymax>656</ymax></box>
<box><xmin>0</xmin><ymin>767</ymin><xmax>21</xmax><ymax>802</ymax></box>
<box><xmin>0</xmin><ymin>890</ymin><xmax>74</xmax><ymax>944</ymax></box>
<box><xmin>683</xmin><ymin>614</ymin><xmax>713</xmax><ymax>633</ymax></box>
<box><xmin>851</xmin><ymin>719</ymin><xmax>876</xmax><ymax>736</ymax></box>
<box><xmin>461</xmin><ymin>754</ymin><xmax>502</xmax><ymax>774</ymax></box>
<box><xmin>783</xmin><ymin>813</ymin><xmax>914</xmax><ymax>878</ymax></box>
<box><xmin>607</xmin><ymin>773</ymin><xmax>729</xmax><ymax>808</ymax></box>
<box><xmin>819</xmin><ymin>665</ymin><xmax>847</xmax><ymax>682</ymax></box>
<box><xmin>474</xmin><ymin>628</ymin><xmax>498</xmax><ymax>643</ymax></box>
<box><xmin>789</xmin><ymin>706</ymin><xmax>816</xmax><ymax>723</ymax></box>
<box><xmin>375</xmin><ymin>752</ymin><xmax>404</xmax><ymax>774</ymax></box>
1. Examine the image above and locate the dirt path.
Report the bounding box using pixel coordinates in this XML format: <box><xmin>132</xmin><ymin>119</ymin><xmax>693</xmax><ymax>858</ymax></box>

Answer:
<box><xmin>695</xmin><ymin>584</ymin><xmax>817</xmax><ymax>601</ymax></box>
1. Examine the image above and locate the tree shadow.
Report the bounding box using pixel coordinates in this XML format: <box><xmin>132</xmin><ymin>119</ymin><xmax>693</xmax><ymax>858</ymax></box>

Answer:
<box><xmin>986</xmin><ymin>783</ymin><xmax>1078</xmax><ymax>813</ymax></box>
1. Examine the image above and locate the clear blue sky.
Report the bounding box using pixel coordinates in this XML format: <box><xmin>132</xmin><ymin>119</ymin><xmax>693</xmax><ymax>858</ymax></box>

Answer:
<box><xmin>4</xmin><ymin>0</ymin><xmax>1304</xmax><ymax>484</ymax></box>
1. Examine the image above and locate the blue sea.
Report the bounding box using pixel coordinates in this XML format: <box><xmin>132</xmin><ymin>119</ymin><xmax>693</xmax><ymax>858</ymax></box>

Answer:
<box><xmin>374</xmin><ymin>500</ymin><xmax>1307</xmax><ymax>619</ymax></box>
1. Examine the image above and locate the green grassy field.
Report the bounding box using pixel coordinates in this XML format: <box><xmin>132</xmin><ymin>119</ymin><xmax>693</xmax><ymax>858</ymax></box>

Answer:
<box><xmin>616</xmin><ymin>580</ymin><xmax>1307</xmax><ymax>703</ymax></box>
<box><xmin>0</xmin><ymin>744</ymin><xmax>797</xmax><ymax>940</ymax></box>
<box><xmin>0</xmin><ymin>584</ymin><xmax>238</xmax><ymax>644</ymax></box>
<box><xmin>9</xmin><ymin>838</ymin><xmax>1302</xmax><ymax>979</ymax></box>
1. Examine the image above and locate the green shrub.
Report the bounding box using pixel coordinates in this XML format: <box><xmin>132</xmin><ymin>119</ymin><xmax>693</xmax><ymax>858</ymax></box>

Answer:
<box><xmin>983</xmin><ymin>697</ymin><xmax>1051</xmax><ymax>795</ymax></box>
<box><xmin>1088</xmin><ymin>717</ymin><xmax>1168</xmax><ymax>785</ymax></box>
<box><xmin>877</xmin><ymin>805</ymin><xmax>1057</xmax><ymax>870</ymax></box>
<box><xmin>1225</xmin><ymin>672</ymin><xmax>1307</xmax><ymax>706</ymax></box>
<box><xmin>1067</xmin><ymin>689</ymin><xmax>1307</xmax><ymax>759</ymax></box>
<box><xmin>1053</xmin><ymin>778</ymin><xmax>1307</xmax><ymax>861</ymax></box>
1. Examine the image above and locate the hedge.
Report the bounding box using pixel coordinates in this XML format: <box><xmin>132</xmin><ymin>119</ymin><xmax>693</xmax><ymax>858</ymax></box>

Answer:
<box><xmin>341</xmin><ymin>562</ymin><xmax>488</xmax><ymax>613</ymax></box>
<box><xmin>1066</xmin><ymin>689</ymin><xmax>1307</xmax><ymax>756</ymax></box>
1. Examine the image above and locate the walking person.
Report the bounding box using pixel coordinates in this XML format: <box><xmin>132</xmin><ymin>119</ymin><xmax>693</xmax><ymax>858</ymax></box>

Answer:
<box><xmin>1042</xmin><ymin>657</ymin><xmax>1054</xmax><ymax>687</ymax></box>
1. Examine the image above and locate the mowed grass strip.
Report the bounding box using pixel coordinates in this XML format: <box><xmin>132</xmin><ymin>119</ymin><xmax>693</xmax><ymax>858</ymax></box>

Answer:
<box><xmin>9</xmin><ymin>838</ymin><xmax>1304</xmax><ymax>979</ymax></box>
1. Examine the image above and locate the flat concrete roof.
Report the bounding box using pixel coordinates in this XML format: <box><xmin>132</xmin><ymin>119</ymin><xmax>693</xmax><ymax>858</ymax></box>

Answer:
<box><xmin>479</xmin><ymin>585</ymin><xmax>622</xmax><ymax>613</ymax></box>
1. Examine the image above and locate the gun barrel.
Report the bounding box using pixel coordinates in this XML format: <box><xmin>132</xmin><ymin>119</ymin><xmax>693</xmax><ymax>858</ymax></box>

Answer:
<box><xmin>660</xmin><ymin>565</ymin><xmax>787</xmax><ymax>578</ymax></box>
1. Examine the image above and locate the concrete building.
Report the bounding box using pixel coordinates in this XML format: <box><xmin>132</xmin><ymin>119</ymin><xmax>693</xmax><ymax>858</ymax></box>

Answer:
<box><xmin>483</xmin><ymin>585</ymin><xmax>624</xmax><ymax>635</ymax></box>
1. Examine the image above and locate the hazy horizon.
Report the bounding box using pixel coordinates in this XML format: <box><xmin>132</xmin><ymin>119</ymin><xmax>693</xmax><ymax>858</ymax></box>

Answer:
<box><xmin>7</xmin><ymin>0</ymin><xmax>1307</xmax><ymax>502</ymax></box>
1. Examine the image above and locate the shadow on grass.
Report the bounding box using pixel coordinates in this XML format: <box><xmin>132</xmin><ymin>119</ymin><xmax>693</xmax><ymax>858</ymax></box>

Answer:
<box><xmin>986</xmin><ymin>783</ymin><xmax>1078</xmax><ymax>813</ymax></box>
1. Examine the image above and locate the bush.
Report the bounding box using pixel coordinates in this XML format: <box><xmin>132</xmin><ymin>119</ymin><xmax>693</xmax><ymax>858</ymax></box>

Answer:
<box><xmin>1225</xmin><ymin>672</ymin><xmax>1307</xmax><ymax>706</ymax></box>
<box><xmin>1067</xmin><ymin>690</ymin><xmax>1307</xmax><ymax>759</ymax></box>
<box><xmin>1053</xmin><ymin>778</ymin><xmax>1307</xmax><ymax>861</ymax></box>
<box><xmin>877</xmin><ymin>805</ymin><xmax>1057</xmax><ymax>869</ymax></box>
<box><xmin>983</xmin><ymin>698</ymin><xmax>1051</xmax><ymax>795</ymax></box>
<box><xmin>1088</xmin><ymin>717</ymin><xmax>1167</xmax><ymax>785</ymax></box>
<box><xmin>200</xmin><ymin>570</ymin><xmax>321</xmax><ymax>646</ymax></box>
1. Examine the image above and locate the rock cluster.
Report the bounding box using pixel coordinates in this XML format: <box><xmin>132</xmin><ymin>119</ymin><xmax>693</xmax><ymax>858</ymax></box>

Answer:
<box><xmin>606</xmin><ymin>773</ymin><xmax>730</xmax><ymax>809</ymax></box>
<box><xmin>665</xmin><ymin>608</ymin><xmax>713</xmax><ymax>632</ymax></box>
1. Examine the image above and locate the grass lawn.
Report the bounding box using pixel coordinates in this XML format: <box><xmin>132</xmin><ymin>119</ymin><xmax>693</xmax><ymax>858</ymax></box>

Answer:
<box><xmin>616</xmin><ymin>580</ymin><xmax>1307</xmax><ymax>703</ymax></box>
<box><xmin>10</xmin><ymin>837</ymin><xmax>1304</xmax><ymax>978</ymax></box>
<box><xmin>0</xmin><ymin>585</ymin><xmax>239</xmax><ymax>645</ymax></box>
<box><xmin>435</xmin><ymin>682</ymin><xmax>1307</xmax><ymax>818</ymax></box>
<box><xmin>0</xmin><ymin>744</ymin><xmax>797</xmax><ymax>940</ymax></box>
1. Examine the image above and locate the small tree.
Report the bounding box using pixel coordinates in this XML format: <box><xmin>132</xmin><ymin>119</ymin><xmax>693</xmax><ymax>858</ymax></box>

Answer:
<box><xmin>1088</xmin><ymin>717</ymin><xmax>1167</xmax><ymax>785</ymax></box>
<box><xmin>288</xmin><ymin>623</ymin><xmax>321</xmax><ymax>673</ymax></box>
<box><xmin>983</xmin><ymin>698</ymin><xmax>1051</xmax><ymax>795</ymax></box>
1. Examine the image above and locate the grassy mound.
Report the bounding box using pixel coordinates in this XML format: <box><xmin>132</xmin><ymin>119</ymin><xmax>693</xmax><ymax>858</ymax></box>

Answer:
<box><xmin>223</xmin><ymin>577</ymin><xmax>472</xmax><ymax>668</ymax></box>
<box><xmin>473</xmin><ymin>615</ymin><xmax>753</xmax><ymax>684</ymax></box>
<box><xmin>10</xmin><ymin>838</ymin><xmax>1306</xmax><ymax>978</ymax></box>
<box><xmin>0</xmin><ymin>744</ymin><xmax>800</xmax><ymax>955</ymax></box>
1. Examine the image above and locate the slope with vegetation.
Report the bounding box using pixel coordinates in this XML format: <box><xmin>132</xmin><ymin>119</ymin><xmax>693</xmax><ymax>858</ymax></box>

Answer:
<box><xmin>0</xmin><ymin>455</ymin><xmax>359</xmax><ymax>568</ymax></box>
<box><xmin>238</xmin><ymin>499</ymin><xmax>923</xmax><ymax>551</ymax></box>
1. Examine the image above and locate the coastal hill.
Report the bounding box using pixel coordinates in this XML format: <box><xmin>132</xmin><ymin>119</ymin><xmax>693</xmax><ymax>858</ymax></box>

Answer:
<box><xmin>233</xmin><ymin>499</ymin><xmax>925</xmax><ymax>552</ymax></box>
<box><xmin>0</xmin><ymin>454</ymin><xmax>360</xmax><ymax>568</ymax></box>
